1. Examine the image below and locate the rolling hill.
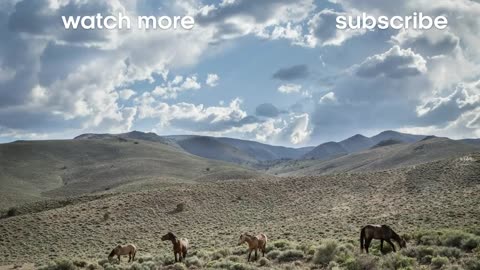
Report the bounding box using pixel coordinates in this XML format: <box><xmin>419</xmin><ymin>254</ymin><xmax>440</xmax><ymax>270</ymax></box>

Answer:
<box><xmin>302</xmin><ymin>130</ymin><xmax>426</xmax><ymax>160</ymax></box>
<box><xmin>1</xmin><ymin>153</ymin><xmax>479</xmax><ymax>267</ymax></box>
<box><xmin>271</xmin><ymin>137</ymin><xmax>480</xmax><ymax>176</ymax></box>
<box><xmin>0</xmin><ymin>138</ymin><xmax>260</xmax><ymax>208</ymax></box>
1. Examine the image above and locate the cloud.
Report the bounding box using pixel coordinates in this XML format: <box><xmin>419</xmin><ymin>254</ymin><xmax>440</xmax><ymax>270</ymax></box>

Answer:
<box><xmin>416</xmin><ymin>81</ymin><xmax>480</xmax><ymax>126</ymax></box>
<box><xmin>206</xmin><ymin>73</ymin><xmax>219</xmax><ymax>87</ymax></box>
<box><xmin>195</xmin><ymin>0</ymin><xmax>315</xmax><ymax>41</ymax></box>
<box><xmin>319</xmin><ymin>92</ymin><xmax>337</xmax><ymax>104</ymax></box>
<box><xmin>284</xmin><ymin>113</ymin><xmax>312</xmax><ymax>145</ymax></box>
<box><xmin>356</xmin><ymin>46</ymin><xmax>427</xmax><ymax>78</ymax></box>
<box><xmin>119</xmin><ymin>89</ymin><xmax>136</xmax><ymax>100</ymax></box>
<box><xmin>391</xmin><ymin>29</ymin><xmax>460</xmax><ymax>57</ymax></box>
<box><xmin>152</xmin><ymin>75</ymin><xmax>201</xmax><ymax>99</ymax></box>
<box><xmin>272</xmin><ymin>64</ymin><xmax>309</xmax><ymax>80</ymax></box>
<box><xmin>255</xmin><ymin>103</ymin><xmax>281</xmax><ymax>118</ymax></box>
<box><xmin>278</xmin><ymin>83</ymin><xmax>302</xmax><ymax>94</ymax></box>
<box><xmin>305</xmin><ymin>9</ymin><xmax>365</xmax><ymax>47</ymax></box>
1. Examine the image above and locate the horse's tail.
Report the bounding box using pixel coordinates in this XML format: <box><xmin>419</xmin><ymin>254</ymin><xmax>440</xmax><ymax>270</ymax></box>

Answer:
<box><xmin>360</xmin><ymin>227</ymin><xmax>366</xmax><ymax>252</ymax></box>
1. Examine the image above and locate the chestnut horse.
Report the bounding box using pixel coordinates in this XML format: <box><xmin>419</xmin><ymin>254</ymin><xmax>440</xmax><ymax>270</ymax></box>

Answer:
<box><xmin>161</xmin><ymin>232</ymin><xmax>189</xmax><ymax>262</ymax></box>
<box><xmin>108</xmin><ymin>244</ymin><xmax>137</xmax><ymax>262</ymax></box>
<box><xmin>238</xmin><ymin>233</ymin><xmax>267</xmax><ymax>262</ymax></box>
<box><xmin>360</xmin><ymin>225</ymin><xmax>406</xmax><ymax>254</ymax></box>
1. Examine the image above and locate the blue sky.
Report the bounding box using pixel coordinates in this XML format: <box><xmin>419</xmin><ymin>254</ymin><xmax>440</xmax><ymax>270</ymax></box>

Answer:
<box><xmin>0</xmin><ymin>0</ymin><xmax>479</xmax><ymax>146</ymax></box>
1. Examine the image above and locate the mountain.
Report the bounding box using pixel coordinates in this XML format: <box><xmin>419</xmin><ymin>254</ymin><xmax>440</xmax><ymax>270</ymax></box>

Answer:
<box><xmin>170</xmin><ymin>136</ymin><xmax>256</xmax><ymax>164</ymax></box>
<box><xmin>339</xmin><ymin>134</ymin><xmax>374</xmax><ymax>152</ymax></box>
<box><xmin>303</xmin><ymin>130</ymin><xmax>425</xmax><ymax>159</ymax></box>
<box><xmin>216</xmin><ymin>137</ymin><xmax>313</xmax><ymax>161</ymax></box>
<box><xmin>0</xmin><ymin>138</ymin><xmax>259</xmax><ymax>208</ymax></box>
<box><xmin>168</xmin><ymin>135</ymin><xmax>313</xmax><ymax>163</ymax></box>
<box><xmin>275</xmin><ymin>137</ymin><xmax>480</xmax><ymax>176</ymax></box>
<box><xmin>370</xmin><ymin>130</ymin><xmax>425</xmax><ymax>144</ymax></box>
<box><xmin>460</xmin><ymin>138</ymin><xmax>480</xmax><ymax>146</ymax></box>
<box><xmin>302</xmin><ymin>141</ymin><xmax>348</xmax><ymax>160</ymax></box>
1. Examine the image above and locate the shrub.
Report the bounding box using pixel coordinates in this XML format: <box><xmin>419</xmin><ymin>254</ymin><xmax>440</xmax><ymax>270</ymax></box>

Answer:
<box><xmin>176</xmin><ymin>202</ymin><xmax>186</xmax><ymax>212</ymax></box>
<box><xmin>72</xmin><ymin>260</ymin><xmax>88</xmax><ymax>268</ymax></box>
<box><xmin>342</xmin><ymin>254</ymin><xmax>378</xmax><ymax>270</ymax></box>
<box><xmin>270</xmin><ymin>240</ymin><xmax>294</xmax><ymax>251</ymax></box>
<box><xmin>40</xmin><ymin>259</ymin><xmax>77</xmax><ymax>270</ymax></box>
<box><xmin>277</xmin><ymin>249</ymin><xmax>304</xmax><ymax>263</ymax></box>
<box><xmin>437</xmin><ymin>247</ymin><xmax>462</xmax><ymax>259</ymax></box>
<box><xmin>258</xmin><ymin>257</ymin><xmax>270</xmax><ymax>267</ymax></box>
<box><xmin>462</xmin><ymin>236</ymin><xmax>480</xmax><ymax>251</ymax></box>
<box><xmin>171</xmin><ymin>263</ymin><xmax>187</xmax><ymax>270</ymax></box>
<box><xmin>380</xmin><ymin>253</ymin><xmax>416</xmax><ymax>270</ymax></box>
<box><xmin>103</xmin><ymin>212</ymin><xmax>110</xmax><ymax>221</ymax></box>
<box><xmin>431</xmin><ymin>256</ymin><xmax>450</xmax><ymax>269</ymax></box>
<box><xmin>462</xmin><ymin>257</ymin><xmax>480</xmax><ymax>270</ymax></box>
<box><xmin>186</xmin><ymin>256</ymin><xmax>203</xmax><ymax>268</ymax></box>
<box><xmin>211</xmin><ymin>248</ymin><xmax>232</xmax><ymax>260</ymax></box>
<box><xmin>7</xmin><ymin>207</ymin><xmax>17</xmax><ymax>217</ymax></box>
<box><xmin>313</xmin><ymin>239</ymin><xmax>339</xmax><ymax>265</ymax></box>
<box><xmin>266</xmin><ymin>250</ymin><xmax>281</xmax><ymax>260</ymax></box>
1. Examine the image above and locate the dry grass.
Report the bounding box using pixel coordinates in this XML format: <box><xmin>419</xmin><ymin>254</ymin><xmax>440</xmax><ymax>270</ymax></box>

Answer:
<box><xmin>0</xmin><ymin>154</ymin><xmax>479</xmax><ymax>269</ymax></box>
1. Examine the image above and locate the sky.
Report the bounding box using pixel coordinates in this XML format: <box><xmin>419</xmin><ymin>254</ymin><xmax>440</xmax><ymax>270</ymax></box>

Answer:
<box><xmin>0</xmin><ymin>0</ymin><xmax>479</xmax><ymax>146</ymax></box>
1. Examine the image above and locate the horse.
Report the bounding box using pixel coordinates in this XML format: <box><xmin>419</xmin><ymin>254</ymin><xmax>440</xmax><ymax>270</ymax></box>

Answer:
<box><xmin>238</xmin><ymin>233</ymin><xmax>267</xmax><ymax>262</ymax></box>
<box><xmin>360</xmin><ymin>225</ymin><xmax>406</xmax><ymax>254</ymax></box>
<box><xmin>108</xmin><ymin>244</ymin><xmax>137</xmax><ymax>262</ymax></box>
<box><xmin>161</xmin><ymin>232</ymin><xmax>189</xmax><ymax>262</ymax></box>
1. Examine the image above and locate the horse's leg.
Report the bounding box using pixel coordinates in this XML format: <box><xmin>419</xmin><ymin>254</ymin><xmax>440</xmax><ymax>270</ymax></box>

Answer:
<box><xmin>387</xmin><ymin>239</ymin><xmax>396</xmax><ymax>252</ymax></box>
<box><xmin>254</xmin><ymin>248</ymin><xmax>258</xmax><ymax>260</ymax></box>
<box><xmin>247</xmin><ymin>249</ymin><xmax>252</xmax><ymax>262</ymax></box>
<box><xmin>262</xmin><ymin>245</ymin><xmax>266</xmax><ymax>257</ymax></box>
<box><xmin>174</xmin><ymin>252</ymin><xmax>178</xmax><ymax>262</ymax></box>
<box><xmin>365</xmin><ymin>238</ymin><xmax>372</xmax><ymax>254</ymax></box>
<box><xmin>380</xmin><ymin>239</ymin><xmax>384</xmax><ymax>254</ymax></box>
<box><xmin>183</xmin><ymin>250</ymin><xmax>187</xmax><ymax>260</ymax></box>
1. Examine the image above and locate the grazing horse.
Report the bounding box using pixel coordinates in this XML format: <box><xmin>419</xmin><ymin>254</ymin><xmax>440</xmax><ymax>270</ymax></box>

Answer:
<box><xmin>161</xmin><ymin>232</ymin><xmax>189</xmax><ymax>262</ymax></box>
<box><xmin>238</xmin><ymin>233</ymin><xmax>267</xmax><ymax>262</ymax></box>
<box><xmin>360</xmin><ymin>225</ymin><xmax>406</xmax><ymax>254</ymax></box>
<box><xmin>108</xmin><ymin>244</ymin><xmax>137</xmax><ymax>262</ymax></box>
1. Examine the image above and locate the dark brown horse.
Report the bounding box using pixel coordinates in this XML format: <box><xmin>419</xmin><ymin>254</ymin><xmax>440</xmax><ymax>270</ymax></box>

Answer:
<box><xmin>161</xmin><ymin>232</ymin><xmax>189</xmax><ymax>262</ymax></box>
<box><xmin>360</xmin><ymin>225</ymin><xmax>406</xmax><ymax>254</ymax></box>
<box><xmin>238</xmin><ymin>233</ymin><xmax>267</xmax><ymax>262</ymax></box>
<box><xmin>108</xmin><ymin>244</ymin><xmax>137</xmax><ymax>262</ymax></box>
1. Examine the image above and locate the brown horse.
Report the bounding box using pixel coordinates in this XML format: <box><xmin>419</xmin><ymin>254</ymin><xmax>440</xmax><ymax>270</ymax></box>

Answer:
<box><xmin>238</xmin><ymin>233</ymin><xmax>267</xmax><ymax>262</ymax></box>
<box><xmin>108</xmin><ymin>244</ymin><xmax>137</xmax><ymax>262</ymax></box>
<box><xmin>360</xmin><ymin>225</ymin><xmax>406</xmax><ymax>254</ymax></box>
<box><xmin>161</xmin><ymin>232</ymin><xmax>189</xmax><ymax>262</ymax></box>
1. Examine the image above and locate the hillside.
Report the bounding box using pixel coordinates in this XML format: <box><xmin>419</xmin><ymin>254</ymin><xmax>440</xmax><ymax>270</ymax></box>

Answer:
<box><xmin>0</xmin><ymin>153</ymin><xmax>479</xmax><ymax>267</ymax></box>
<box><xmin>0</xmin><ymin>138</ymin><xmax>260</xmax><ymax>208</ymax></box>
<box><xmin>272</xmin><ymin>137</ymin><xmax>480</xmax><ymax>176</ymax></box>
<box><xmin>303</xmin><ymin>130</ymin><xmax>425</xmax><ymax>160</ymax></box>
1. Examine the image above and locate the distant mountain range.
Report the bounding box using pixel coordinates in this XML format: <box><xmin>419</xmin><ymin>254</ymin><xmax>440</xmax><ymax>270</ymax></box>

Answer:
<box><xmin>75</xmin><ymin>130</ymin><xmax>479</xmax><ymax>164</ymax></box>
<box><xmin>303</xmin><ymin>130</ymin><xmax>426</xmax><ymax>160</ymax></box>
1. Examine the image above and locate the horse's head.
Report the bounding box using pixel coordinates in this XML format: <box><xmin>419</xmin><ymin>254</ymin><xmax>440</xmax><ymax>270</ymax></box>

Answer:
<box><xmin>161</xmin><ymin>232</ymin><xmax>176</xmax><ymax>241</ymax></box>
<box><xmin>238</xmin><ymin>233</ymin><xmax>250</xmax><ymax>245</ymax></box>
<box><xmin>108</xmin><ymin>245</ymin><xmax>121</xmax><ymax>258</ymax></box>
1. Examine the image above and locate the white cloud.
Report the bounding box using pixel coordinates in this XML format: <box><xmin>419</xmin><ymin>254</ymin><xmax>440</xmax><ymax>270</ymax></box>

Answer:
<box><xmin>288</xmin><ymin>113</ymin><xmax>312</xmax><ymax>145</ymax></box>
<box><xmin>319</xmin><ymin>92</ymin><xmax>337</xmax><ymax>104</ymax></box>
<box><xmin>119</xmin><ymin>89</ymin><xmax>136</xmax><ymax>100</ymax></box>
<box><xmin>356</xmin><ymin>46</ymin><xmax>427</xmax><ymax>78</ymax></box>
<box><xmin>278</xmin><ymin>83</ymin><xmax>302</xmax><ymax>94</ymax></box>
<box><xmin>153</xmin><ymin>75</ymin><xmax>201</xmax><ymax>99</ymax></box>
<box><xmin>305</xmin><ymin>9</ymin><xmax>365</xmax><ymax>47</ymax></box>
<box><xmin>206</xmin><ymin>73</ymin><xmax>219</xmax><ymax>87</ymax></box>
